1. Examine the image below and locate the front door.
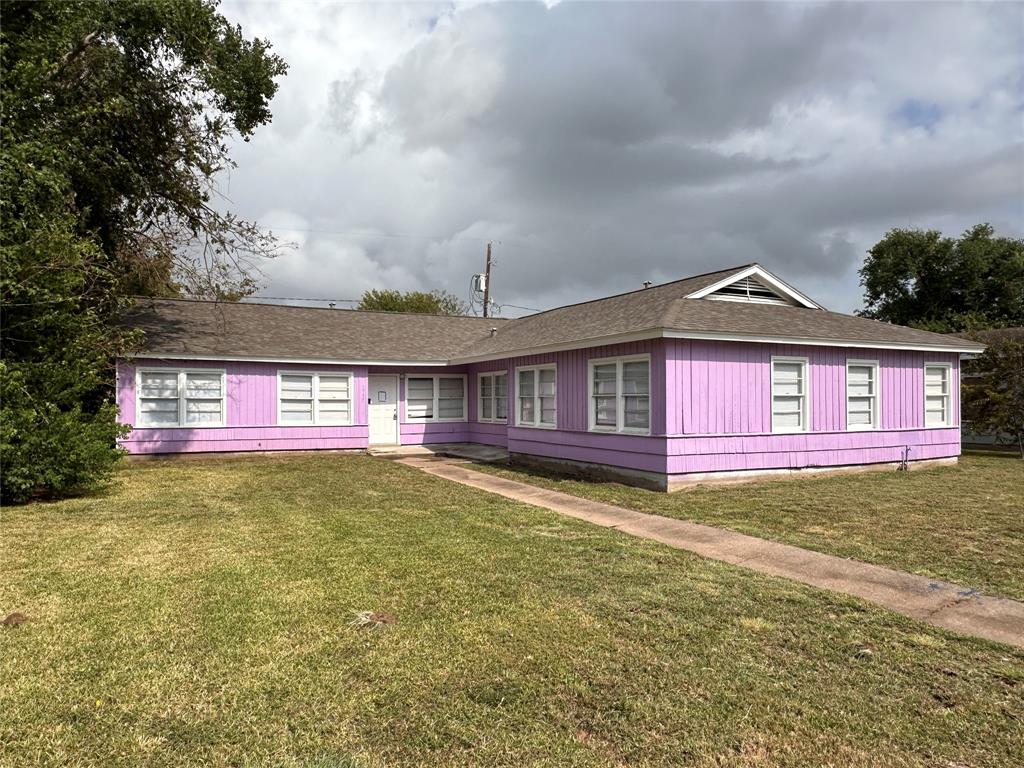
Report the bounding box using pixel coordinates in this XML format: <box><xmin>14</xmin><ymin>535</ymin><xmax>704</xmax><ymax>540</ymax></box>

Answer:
<box><xmin>368</xmin><ymin>375</ymin><xmax>399</xmax><ymax>445</ymax></box>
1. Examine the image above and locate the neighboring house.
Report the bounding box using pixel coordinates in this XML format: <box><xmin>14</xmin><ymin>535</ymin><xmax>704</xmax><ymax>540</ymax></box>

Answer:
<box><xmin>117</xmin><ymin>263</ymin><xmax>985</xmax><ymax>489</ymax></box>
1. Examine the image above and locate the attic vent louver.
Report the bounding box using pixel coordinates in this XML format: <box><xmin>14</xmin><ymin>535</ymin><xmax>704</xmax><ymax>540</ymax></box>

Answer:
<box><xmin>708</xmin><ymin>276</ymin><xmax>793</xmax><ymax>306</ymax></box>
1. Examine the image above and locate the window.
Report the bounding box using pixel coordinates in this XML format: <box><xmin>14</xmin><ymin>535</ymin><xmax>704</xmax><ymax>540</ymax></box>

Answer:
<box><xmin>137</xmin><ymin>368</ymin><xmax>225</xmax><ymax>427</ymax></box>
<box><xmin>405</xmin><ymin>375</ymin><xmax>466</xmax><ymax>422</ymax></box>
<box><xmin>846</xmin><ymin>360</ymin><xmax>879</xmax><ymax>430</ymax></box>
<box><xmin>771</xmin><ymin>357</ymin><xmax>809</xmax><ymax>433</ymax></box>
<box><xmin>478</xmin><ymin>371</ymin><xmax>508</xmax><ymax>423</ymax></box>
<box><xmin>588</xmin><ymin>355</ymin><xmax>650</xmax><ymax>434</ymax></box>
<box><xmin>278</xmin><ymin>372</ymin><xmax>352</xmax><ymax>425</ymax></box>
<box><xmin>516</xmin><ymin>365</ymin><xmax>556</xmax><ymax>428</ymax></box>
<box><xmin>924</xmin><ymin>364</ymin><xmax>952</xmax><ymax>427</ymax></box>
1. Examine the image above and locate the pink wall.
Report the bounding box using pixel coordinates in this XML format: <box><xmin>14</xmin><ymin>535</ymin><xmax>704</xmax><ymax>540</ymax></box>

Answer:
<box><xmin>118</xmin><ymin>359</ymin><xmax>369</xmax><ymax>454</ymax></box>
<box><xmin>118</xmin><ymin>339</ymin><xmax>962</xmax><ymax>478</ymax></box>
<box><xmin>665</xmin><ymin>340</ymin><xmax>960</xmax><ymax>435</ymax></box>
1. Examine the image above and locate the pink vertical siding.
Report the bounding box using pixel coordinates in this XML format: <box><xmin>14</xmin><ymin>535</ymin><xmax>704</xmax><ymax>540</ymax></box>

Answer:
<box><xmin>118</xmin><ymin>339</ymin><xmax>962</xmax><ymax>478</ymax></box>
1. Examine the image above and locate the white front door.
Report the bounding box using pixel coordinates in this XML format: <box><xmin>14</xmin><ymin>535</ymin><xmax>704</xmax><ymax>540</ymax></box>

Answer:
<box><xmin>368</xmin><ymin>375</ymin><xmax>399</xmax><ymax>445</ymax></box>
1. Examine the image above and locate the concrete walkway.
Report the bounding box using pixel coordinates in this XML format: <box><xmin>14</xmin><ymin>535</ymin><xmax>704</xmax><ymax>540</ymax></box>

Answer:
<box><xmin>396</xmin><ymin>455</ymin><xmax>1024</xmax><ymax>649</ymax></box>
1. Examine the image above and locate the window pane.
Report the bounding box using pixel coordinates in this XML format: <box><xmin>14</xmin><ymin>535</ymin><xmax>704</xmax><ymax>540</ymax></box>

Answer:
<box><xmin>622</xmin><ymin>361</ymin><xmax>649</xmax><ymax>395</ymax></box>
<box><xmin>281</xmin><ymin>374</ymin><xmax>313</xmax><ymax>399</ymax></box>
<box><xmin>281</xmin><ymin>400</ymin><xmax>314</xmax><ymax>423</ymax></box>
<box><xmin>539</xmin><ymin>368</ymin><xmax>556</xmax><ymax>396</ymax></box>
<box><xmin>540</xmin><ymin>396</ymin><xmax>556</xmax><ymax>425</ymax></box>
<box><xmin>481</xmin><ymin>397</ymin><xmax>493</xmax><ymax>419</ymax></box>
<box><xmin>594</xmin><ymin>396</ymin><xmax>616</xmax><ymax>426</ymax></box>
<box><xmin>407</xmin><ymin>378</ymin><xmax>434</xmax><ymax>399</ymax></box>
<box><xmin>318</xmin><ymin>376</ymin><xmax>350</xmax><ymax>399</ymax></box>
<box><xmin>480</xmin><ymin>375</ymin><xmax>493</xmax><ymax>399</ymax></box>
<box><xmin>848</xmin><ymin>398</ymin><xmax>872</xmax><ymax>425</ymax></box>
<box><xmin>407</xmin><ymin>401</ymin><xmax>433</xmax><ymax>419</ymax></box>
<box><xmin>593</xmin><ymin>364</ymin><xmax>617</xmax><ymax>396</ymax></box>
<box><xmin>139</xmin><ymin>399</ymin><xmax>179</xmax><ymax>426</ymax></box>
<box><xmin>624</xmin><ymin>395</ymin><xmax>649</xmax><ymax>429</ymax></box>
<box><xmin>185</xmin><ymin>399</ymin><xmax>223</xmax><ymax>425</ymax></box>
<box><xmin>439</xmin><ymin>377</ymin><xmax>464</xmax><ymax>398</ymax></box>
<box><xmin>495</xmin><ymin>374</ymin><xmax>508</xmax><ymax>398</ymax></box>
<box><xmin>495</xmin><ymin>393</ymin><xmax>508</xmax><ymax>420</ymax></box>
<box><xmin>140</xmin><ymin>371</ymin><xmax>178</xmax><ymax>399</ymax></box>
<box><xmin>438</xmin><ymin>398</ymin><xmax>464</xmax><ymax>419</ymax></box>
<box><xmin>185</xmin><ymin>373</ymin><xmax>222</xmax><ymax>398</ymax></box>
<box><xmin>773</xmin><ymin>409</ymin><xmax>801</xmax><ymax>428</ymax></box>
<box><xmin>772</xmin><ymin>362</ymin><xmax>803</xmax><ymax>395</ymax></box>
<box><xmin>319</xmin><ymin>402</ymin><xmax>350</xmax><ymax>422</ymax></box>
<box><xmin>518</xmin><ymin>370</ymin><xmax>535</xmax><ymax>398</ymax></box>
<box><xmin>519</xmin><ymin>397</ymin><xmax>535</xmax><ymax>423</ymax></box>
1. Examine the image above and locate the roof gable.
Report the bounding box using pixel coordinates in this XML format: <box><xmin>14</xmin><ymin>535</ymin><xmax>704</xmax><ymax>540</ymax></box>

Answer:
<box><xmin>684</xmin><ymin>264</ymin><xmax>822</xmax><ymax>309</ymax></box>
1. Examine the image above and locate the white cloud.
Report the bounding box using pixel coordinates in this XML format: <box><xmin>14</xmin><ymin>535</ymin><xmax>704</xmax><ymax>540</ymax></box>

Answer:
<box><xmin>215</xmin><ymin>1</ymin><xmax>1023</xmax><ymax>315</ymax></box>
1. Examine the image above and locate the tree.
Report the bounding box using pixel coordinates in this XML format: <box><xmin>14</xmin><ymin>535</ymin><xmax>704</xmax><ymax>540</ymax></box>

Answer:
<box><xmin>962</xmin><ymin>336</ymin><xmax>1024</xmax><ymax>458</ymax></box>
<box><xmin>1</xmin><ymin>1</ymin><xmax>287</xmax><ymax>502</ymax></box>
<box><xmin>358</xmin><ymin>289</ymin><xmax>469</xmax><ymax>315</ymax></box>
<box><xmin>858</xmin><ymin>224</ymin><xmax>1024</xmax><ymax>332</ymax></box>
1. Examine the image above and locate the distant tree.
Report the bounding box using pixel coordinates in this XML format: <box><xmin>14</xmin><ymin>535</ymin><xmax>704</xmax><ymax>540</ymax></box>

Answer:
<box><xmin>358</xmin><ymin>289</ymin><xmax>469</xmax><ymax>315</ymax></box>
<box><xmin>1</xmin><ymin>1</ymin><xmax>287</xmax><ymax>503</ymax></box>
<box><xmin>858</xmin><ymin>224</ymin><xmax>1024</xmax><ymax>332</ymax></box>
<box><xmin>962</xmin><ymin>337</ymin><xmax>1024</xmax><ymax>458</ymax></box>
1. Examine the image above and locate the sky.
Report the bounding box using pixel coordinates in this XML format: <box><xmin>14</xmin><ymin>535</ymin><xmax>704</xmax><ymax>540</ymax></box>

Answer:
<box><xmin>217</xmin><ymin>1</ymin><xmax>1024</xmax><ymax>316</ymax></box>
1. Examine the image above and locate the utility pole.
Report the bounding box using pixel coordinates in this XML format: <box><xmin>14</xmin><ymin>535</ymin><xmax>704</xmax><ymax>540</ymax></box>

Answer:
<box><xmin>482</xmin><ymin>241</ymin><xmax>492</xmax><ymax>318</ymax></box>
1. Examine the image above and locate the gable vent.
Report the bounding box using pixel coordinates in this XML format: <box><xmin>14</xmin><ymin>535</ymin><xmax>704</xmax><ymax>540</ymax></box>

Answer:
<box><xmin>707</xmin><ymin>276</ymin><xmax>794</xmax><ymax>306</ymax></box>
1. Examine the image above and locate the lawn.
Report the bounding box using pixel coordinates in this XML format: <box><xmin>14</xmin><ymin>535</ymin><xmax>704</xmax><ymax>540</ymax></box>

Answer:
<box><xmin>1</xmin><ymin>454</ymin><xmax>1022</xmax><ymax>767</ymax></box>
<box><xmin>475</xmin><ymin>451</ymin><xmax>1024</xmax><ymax>601</ymax></box>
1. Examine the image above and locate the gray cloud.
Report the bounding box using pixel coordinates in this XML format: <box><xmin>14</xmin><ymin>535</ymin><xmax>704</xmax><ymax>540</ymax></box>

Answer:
<box><xmin>220</xmin><ymin>0</ymin><xmax>1023</xmax><ymax>315</ymax></box>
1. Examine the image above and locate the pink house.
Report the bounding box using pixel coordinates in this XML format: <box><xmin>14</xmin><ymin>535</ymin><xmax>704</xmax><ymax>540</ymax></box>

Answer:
<box><xmin>117</xmin><ymin>264</ymin><xmax>984</xmax><ymax>489</ymax></box>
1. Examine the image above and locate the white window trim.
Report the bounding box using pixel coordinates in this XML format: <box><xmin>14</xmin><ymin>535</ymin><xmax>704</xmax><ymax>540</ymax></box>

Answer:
<box><xmin>404</xmin><ymin>374</ymin><xmax>468</xmax><ymax>423</ymax></box>
<box><xmin>477</xmin><ymin>371</ymin><xmax>508</xmax><ymax>424</ymax></box>
<box><xmin>135</xmin><ymin>367</ymin><xmax>227</xmax><ymax>429</ymax></box>
<box><xmin>587</xmin><ymin>354</ymin><xmax>651</xmax><ymax>436</ymax></box>
<box><xmin>276</xmin><ymin>370</ymin><xmax>354</xmax><ymax>427</ymax></box>
<box><xmin>923</xmin><ymin>362</ymin><xmax>954</xmax><ymax>429</ymax></box>
<box><xmin>770</xmin><ymin>356</ymin><xmax>810</xmax><ymax>434</ymax></box>
<box><xmin>515</xmin><ymin>364</ymin><xmax>557</xmax><ymax>429</ymax></box>
<box><xmin>845</xmin><ymin>359</ymin><xmax>880</xmax><ymax>432</ymax></box>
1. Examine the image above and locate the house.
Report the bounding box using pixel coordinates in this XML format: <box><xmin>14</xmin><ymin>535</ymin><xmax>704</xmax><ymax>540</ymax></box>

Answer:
<box><xmin>116</xmin><ymin>263</ymin><xmax>985</xmax><ymax>489</ymax></box>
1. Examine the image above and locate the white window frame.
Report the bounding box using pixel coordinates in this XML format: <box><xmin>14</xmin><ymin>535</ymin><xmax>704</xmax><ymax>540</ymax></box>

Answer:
<box><xmin>477</xmin><ymin>371</ymin><xmax>508</xmax><ymax>424</ymax></box>
<box><xmin>515</xmin><ymin>364</ymin><xmax>557</xmax><ymax>429</ymax></box>
<box><xmin>404</xmin><ymin>374</ymin><xmax>468</xmax><ymax>423</ymax></box>
<box><xmin>277</xmin><ymin>371</ymin><xmax>354</xmax><ymax>426</ymax></box>
<box><xmin>923</xmin><ymin>362</ymin><xmax>953</xmax><ymax>428</ymax></box>
<box><xmin>770</xmin><ymin>356</ymin><xmax>810</xmax><ymax>434</ymax></box>
<box><xmin>845</xmin><ymin>359</ymin><xmax>880</xmax><ymax>432</ymax></box>
<box><xmin>587</xmin><ymin>354</ymin><xmax>651</xmax><ymax>435</ymax></box>
<box><xmin>136</xmin><ymin>367</ymin><xmax>227</xmax><ymax>428</ymax></box>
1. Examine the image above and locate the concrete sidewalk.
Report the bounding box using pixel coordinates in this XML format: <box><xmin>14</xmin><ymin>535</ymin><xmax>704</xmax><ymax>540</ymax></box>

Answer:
<box><xmin>396</xmin><ymin>455</ymin><xmax>1024</xmax><ymax>649</ymax></box>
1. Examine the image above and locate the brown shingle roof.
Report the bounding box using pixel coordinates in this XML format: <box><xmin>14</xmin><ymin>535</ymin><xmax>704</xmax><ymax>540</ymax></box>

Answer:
<box><xmin>124</xmin><ymin>264</ymin><xmax>985</xmax><ymax>362</ymax></box>
<box><xmin>123</xmin><ymin>298</ymin><xmax>513</xmax><ymax>362</ymax></box>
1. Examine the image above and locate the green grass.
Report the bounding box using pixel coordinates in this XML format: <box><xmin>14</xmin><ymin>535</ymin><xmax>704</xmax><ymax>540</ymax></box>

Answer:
<box><xmin>474</xmin><ymin>451</ymin><xmax>1024</xmax><ymax>601</ymax></box>
<box><xmin>1</xmin><ymin>454</ymin><xmax>1022</xmax><ymax>767</ymax></box>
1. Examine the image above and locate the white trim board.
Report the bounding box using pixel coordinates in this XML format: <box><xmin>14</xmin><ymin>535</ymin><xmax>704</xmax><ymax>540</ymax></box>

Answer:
<box><xmin>125</xmin><ymin>353</ymin><xmax>450</xmax><ymax>367</ymax></box>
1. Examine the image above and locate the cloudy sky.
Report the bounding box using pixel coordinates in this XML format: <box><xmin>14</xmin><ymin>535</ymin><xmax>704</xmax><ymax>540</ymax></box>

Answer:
<box><xmin>218</xmin><ymin>1</ymin><xmax>1023</xmax><ymax>316</ymax></box>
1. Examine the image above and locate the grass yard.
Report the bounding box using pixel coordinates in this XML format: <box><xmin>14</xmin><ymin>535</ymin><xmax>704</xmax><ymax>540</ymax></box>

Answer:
<box><xmin>1</xmin><ymin>454</ymin><xmax>1022</xmax><ymax>767</ymax></box>
<box><xmin>475</xmin><ymin>451</ymin><xmax>1024</xmax><ymax>601</ymax></box>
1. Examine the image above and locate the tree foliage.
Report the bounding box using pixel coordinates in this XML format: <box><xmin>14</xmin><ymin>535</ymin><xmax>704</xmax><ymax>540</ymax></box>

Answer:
<box><xmin>858</xmin><ymin>224</ymin><xmax>1024</xmax><ymax>332</ymax></box>
<box><xmin>358</xmin><ymin>289</ymin><xmax>469</xmax><ymax>315</ymax></box>
<box><xmin>962</xmin><ymin>337</ymin><xmax>1024</xmax><ymax>458</ymax></box>
<box><xmin>1</xmin><ymin>1</ymin><xmax>286</xmax><ymax>502</ymax></box>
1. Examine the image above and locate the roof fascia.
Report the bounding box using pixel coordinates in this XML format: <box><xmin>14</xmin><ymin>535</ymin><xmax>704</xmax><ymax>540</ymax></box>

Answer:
<box><xmin>123</xmin><ymin>353</ymin><xmax>451</xmax><ymax>367</ymax></box>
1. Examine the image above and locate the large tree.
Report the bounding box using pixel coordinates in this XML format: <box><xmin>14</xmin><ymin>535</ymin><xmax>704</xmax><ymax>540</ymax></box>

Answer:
<box><xmin>858</xmin><ymin>224</ymin><xmax>1024</xmax><ymax>332</ymax></box>
<box><xmin>358</xmin><ymin>289</ymin><xmax>469</xmax><ymax>315</ymax></box>
<box><xmin>1</xmin><ymin>1</ymin><xmax>287</xmax><ymax>502</ymax></box>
